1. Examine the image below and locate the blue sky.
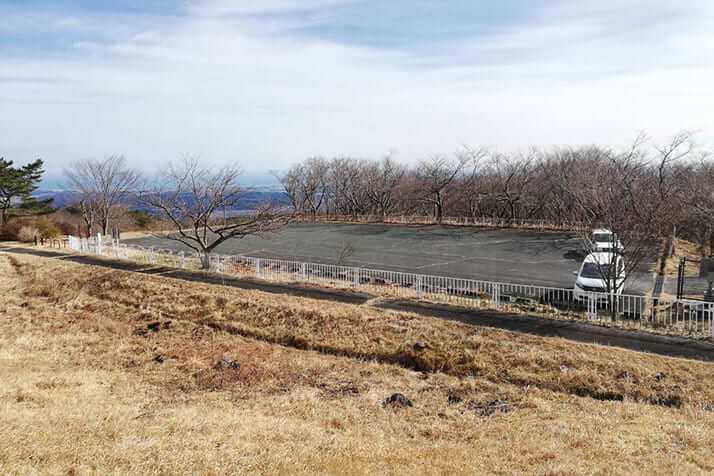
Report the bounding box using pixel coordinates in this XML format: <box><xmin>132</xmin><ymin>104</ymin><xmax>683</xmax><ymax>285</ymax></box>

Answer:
<box><xmin>1</xmin><ymin>0</ymin><xmax>713</xmax><ymax>186</ymax></box>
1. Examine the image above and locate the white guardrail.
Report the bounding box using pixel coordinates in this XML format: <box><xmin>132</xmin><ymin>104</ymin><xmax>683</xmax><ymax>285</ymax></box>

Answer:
<box><xmin>68</xmin><ymin>235</ymin><xmax>714</xmax><ymax>338</ymax></box>
<box><xmin>306</xmin><ymin>214</ymin><xmax>585</xmax><ymax>231</ymax></box>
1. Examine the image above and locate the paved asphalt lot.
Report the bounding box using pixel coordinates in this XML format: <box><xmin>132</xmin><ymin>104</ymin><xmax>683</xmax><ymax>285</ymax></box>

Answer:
<box><xmin>125</xmin><ymin>223</ymin><xmax>654</xmax><ymax>294</ymax></box>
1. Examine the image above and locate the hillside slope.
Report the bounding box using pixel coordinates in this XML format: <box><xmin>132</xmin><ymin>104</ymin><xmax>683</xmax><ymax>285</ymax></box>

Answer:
<box><xmin>1</xmin><ymin>252</ymin><xmax>713</xmax><ymax>474</ymax></box>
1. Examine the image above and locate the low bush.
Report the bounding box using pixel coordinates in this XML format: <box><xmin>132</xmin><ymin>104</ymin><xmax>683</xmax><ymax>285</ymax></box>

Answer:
<box><xmin>0</xmin><ymin>218</ymin><xmax>67</xmax><ymax>242</ymax></box>
<box><xmin>54</xmin><ymin>221</ymin><xmax>76</xmax><ymax>235</ymax></box>
<box><xmin>0</xmin><ymin>221</ymin><xmax>24</xmax><ymax>240</ymax></box>
<box><xmin>18</xmin><ymin>225</ymin><xmax>40</xmax><ymax>242</ymax></box>
<box><xmin>36</xmin><ymin>220</ymin><xmax>61</xmax><ymax>239</ymax></box>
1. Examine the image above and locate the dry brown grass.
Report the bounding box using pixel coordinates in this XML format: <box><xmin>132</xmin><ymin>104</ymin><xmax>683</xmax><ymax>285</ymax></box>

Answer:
<box><xmin>1</xmin><ymin>252</ymin><xmax>714</xmax><ymax>474</ymax></box>
<box><xmin>663</xmin><ymin>238</ymin><xmax>707</xmax><ymax>277</ymax></box>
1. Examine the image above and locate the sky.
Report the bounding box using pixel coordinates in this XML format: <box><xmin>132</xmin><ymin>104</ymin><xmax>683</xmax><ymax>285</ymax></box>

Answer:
<box><xmin>1</xmin><ymin>0</ymin><xmax>713</xmax><ymax>187</ymax></box>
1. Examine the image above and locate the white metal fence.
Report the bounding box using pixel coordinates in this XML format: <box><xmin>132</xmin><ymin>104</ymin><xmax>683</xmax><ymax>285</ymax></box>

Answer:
<box><xmin>305</xmin><ymin>214</ymin><xmax>586</xmax><ymax>231</ymax></box>
<box><xmin>67</xmin><ymin>235</ymin><xmax>714</xmax><ymax>338</ymax></box>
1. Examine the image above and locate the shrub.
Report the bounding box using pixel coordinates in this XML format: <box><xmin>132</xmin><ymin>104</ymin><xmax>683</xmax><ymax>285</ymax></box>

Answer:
<box><xmin>17</xmin><ymin>226</ymin><xmax>40</xmax><ymax>242</ymax></box>
<box><xmin>0</xmin><ymin>219</ymin><xmax>37</xmax><ymax>241</ymax></box>
<box><xmin>0</xmin><ymin>222</ymin><xmax>23</xmax><ymax>240</ymax></box>
<box><xmin>129</xmin><ymin>210</ymin><xmax>154</xmax><ymax>229</ymax></box>
<box><xmin>36</xmin><ymin>220</ymin><xmax>61</xmax><ymax>239</ymax></box>
<box><xmin>54</xmin><ymin>221</ymin><xmax>76</xmax><ymax>235</ymax></box>
<box><xmin>0</xmin><ymin>218</ymin><xmax>69</xmax><ymax>241</ymax></box>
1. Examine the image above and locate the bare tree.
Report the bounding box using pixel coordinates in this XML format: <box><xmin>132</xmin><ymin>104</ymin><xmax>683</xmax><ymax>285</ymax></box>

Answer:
<box><xmin>275</xmin><ymin>165</ymin><xmax>305</xmax><ymax>214</ymax></box>
<box><xmin>277</xmin><ymin>158</ymin><xmax>329</xmax><ymax>219</ymax></box>
<box><xmin>453</xmin><ymin>147</ymin><xmax>489</xmax><ymax>219</ymax></box>
<box><xmin>64</xmin><ymin>155</ymin><xmax>140</xmax><ymax>236</ymax></box>
<box><xmin>681</xmin><ymin>156</ymin><xmax>714</xmax><ymax>255</ymax></box>
<box><xmin>365</xmin><ymin>156</ymin><xmax>407</xmax><ymax>217</ymax></box>
<box><xmin>302</xmin><ymin>157</ymin><xmax>330</xmax><ymax>218</ymax></box>
<box><xmin>565</xmin><ymin>134</ymin><xmax>694</xmax><ymax>297</ymax></box>
<box><xmin>138</xmin><ymin>158</ymin><xmax>292</xmax><ymax>268</ymax></box>
<box><xmin>76</xmin><ymin>199</ymin><xmax>97</xmax><ymax>237</ymax></box>
<box><xmin>415</xmin><ymin>155</ymin><xmax>467</xmax><ymax>223</ymax></box>
<box><xmin>329</xmin><ymin>158</ymin><xmax>370</xmax><ymax>216</ymax></box>
<box><xmin>490</xmin><ymin>152</ymin><xmax>536</xmax><ymax>221</ymax></box>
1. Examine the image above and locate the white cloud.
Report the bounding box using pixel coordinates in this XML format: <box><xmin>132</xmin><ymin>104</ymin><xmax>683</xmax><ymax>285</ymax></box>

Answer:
<box><xmin>1</xmin><ymin>0</ymin><xmax>713</xmax><ymax>181</ymax></box>
<box><xmin>185</xmin><ymin>0</ymin><xmax>355</xmax><ymax>16</ymax></box>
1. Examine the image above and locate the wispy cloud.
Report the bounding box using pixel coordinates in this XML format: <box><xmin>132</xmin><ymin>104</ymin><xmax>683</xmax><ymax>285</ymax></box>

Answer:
<box><xmin>1</xmin><ymin>0</ymin><xmax>713</xmax><ymax>181</ymax></box>
<box><xmin>186</xmin><ymin>0</ymin><xmax>356</xmax><ymax>16</ymax></box>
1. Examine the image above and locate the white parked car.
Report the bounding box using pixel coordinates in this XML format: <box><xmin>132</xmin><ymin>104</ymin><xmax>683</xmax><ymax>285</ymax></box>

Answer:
<box><xmin>573</xmin><ymin>252</ymin><xmax>626</xmax><ymax>301</ymax></box>
<box><xmin>589</xmin><ymin>228</ymin><xmax>623</xmax><ymax>253</ymax></box>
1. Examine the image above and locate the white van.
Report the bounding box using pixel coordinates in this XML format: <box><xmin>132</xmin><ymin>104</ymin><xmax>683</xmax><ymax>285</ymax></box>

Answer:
<box><xmin>573</xmin><ymin>252</ymin><xmax>625</xmax><ymax>301</ymax></box>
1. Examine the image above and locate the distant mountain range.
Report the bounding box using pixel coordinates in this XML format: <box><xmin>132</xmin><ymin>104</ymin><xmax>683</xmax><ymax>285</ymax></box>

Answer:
<box><xmin>35</xmin><ymin>188</ymin><xmax>289</xmax><ymax>213</ymax></box>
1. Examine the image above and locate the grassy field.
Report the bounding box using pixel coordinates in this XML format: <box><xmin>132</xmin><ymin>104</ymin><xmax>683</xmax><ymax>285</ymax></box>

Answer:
<box><xmin>1</xmin><ymin>252</ymin><xmax>714</xmax><ymax>474</ymax></box>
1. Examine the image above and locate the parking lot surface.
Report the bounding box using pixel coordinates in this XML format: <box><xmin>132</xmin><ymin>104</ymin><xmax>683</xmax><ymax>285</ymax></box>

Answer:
<box><xmin>125</xmin><ymin>223</ymin><xmax>653</xmax><ymax>293</ymax></box>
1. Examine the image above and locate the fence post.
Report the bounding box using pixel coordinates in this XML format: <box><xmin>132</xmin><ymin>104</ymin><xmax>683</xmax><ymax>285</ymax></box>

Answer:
<box><xmin>353</xmin><ymin>267</ymin><xmax>360</xmax><ymax>288</ymax></box>
<box><xmin>256</xmin><ymin>258</ymin><xmax>261</xmax><ymax>278</ymax></box>
<box><xmin>150</xmin><ymin>247</ymin><xmax>155</xmax><ymax>264</ymax></box>
<box><xmin>587</xmin><ymin>293</ymin><xmax>597</xmax><ymax>320</ymax></box>
<box><xmin>301</xmin><ymin>263</ymin><xmax>306</xmax><ymax>282</ymax></box>
<box><xmin>491</xmin><ymin>283</ymin><xmax>500</xmax><ymax>308</ymax></box>
<box><xmin>180</xmin><ymin>251</ymin><xmax>185</xmax><ymax>269</ymax></box>
<box><xmin>416</xmin><ymin>276</ymin><xmax>422</xmax><ymax>299</ymax></box>
<box><xmin>214</xmin><ymin>255</ymin><xmax>221</xmax><ymax>273</ymax></box>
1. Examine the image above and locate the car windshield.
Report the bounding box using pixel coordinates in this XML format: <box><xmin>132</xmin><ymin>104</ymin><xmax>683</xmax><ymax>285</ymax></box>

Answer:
<box><xmin>592</xmin><ymin>233</ymin><xmax>613</xmax><ymax>243</ymax></box>
<box><xmin>581</xmin><ymin>262</ymin><xmax>612</xmax><ymax>279</ymax></box>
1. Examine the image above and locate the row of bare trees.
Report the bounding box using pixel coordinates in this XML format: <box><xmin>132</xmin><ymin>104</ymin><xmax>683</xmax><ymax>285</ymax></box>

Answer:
<box><xmin>277</xmin><ymin>150</ymin><xmax>543</xmax><ymax>223</ymax></box>
<box><xmin>61</xmin><ymin>132</ymin><xmax>712</xmax><ymax>272</ymax></box>
<box><xmin>278</xmin><ymin>133</ymin><xmax>714</xmax><ymax>255</ymax></box>
<box><xmin>277</xmin><ymin>156</ymin><xmax>409</xmax><ymax>220</ymax></box>
<box><xmin>64</xmin><ymin>157</ymin><xmax>289</xmax><ymax>268</ymax></box>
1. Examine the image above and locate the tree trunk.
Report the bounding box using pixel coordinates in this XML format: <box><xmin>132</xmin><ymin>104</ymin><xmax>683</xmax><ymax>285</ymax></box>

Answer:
<box><xmin>1</xmin><ymin>207</ymin><xmax>7</xmax><ymax>226</ymax></box>
<box><xmin>83</xmin><ymin>216</ymin><xmax>94</xmax><ymax>238</ymax></box>
<box><xmin>200</xmin><ymin>251</ymin><xmax>211</xmax><ymax>269</ymax></box>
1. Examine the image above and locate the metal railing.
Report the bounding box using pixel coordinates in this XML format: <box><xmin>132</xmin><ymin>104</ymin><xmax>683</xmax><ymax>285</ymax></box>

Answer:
<box><xmin>303</xmin><ymin>214</ymin><xmax>586</xmax><ymax>231</ymax></box>
<box><xmin>67</xmin><ymin>235</ymin><xmax>714</xmax><ymax>338</ymax></box>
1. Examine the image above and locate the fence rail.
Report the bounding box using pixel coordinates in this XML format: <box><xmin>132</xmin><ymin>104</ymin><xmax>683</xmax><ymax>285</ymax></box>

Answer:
<box><xmin>67</xmin><ymin>235</ymin><xmax>714</xmax><ymax>339</ymax></box>
<box><xmin>302</xmin><ymin>214</ymin><xmax>587</xmax><ymax>231</ymax></box>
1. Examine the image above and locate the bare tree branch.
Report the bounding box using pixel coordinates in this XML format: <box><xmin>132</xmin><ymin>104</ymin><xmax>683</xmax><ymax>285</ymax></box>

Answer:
<box><xmin>138</xmin><ymin>157</ymin><xmax>293</xmax><ymax>268</ymax></box>
<box><xmin>64</xmin><ymin>155</ymin><xmax>140</xmax><ymax>235</ymax></box>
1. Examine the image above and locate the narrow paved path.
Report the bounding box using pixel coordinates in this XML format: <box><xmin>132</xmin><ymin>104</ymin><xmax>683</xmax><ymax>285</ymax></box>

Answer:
<box><xmin>2</xmin><ymin>245</ymin><xmax>713</xmax><ymax>363</ymax></box>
